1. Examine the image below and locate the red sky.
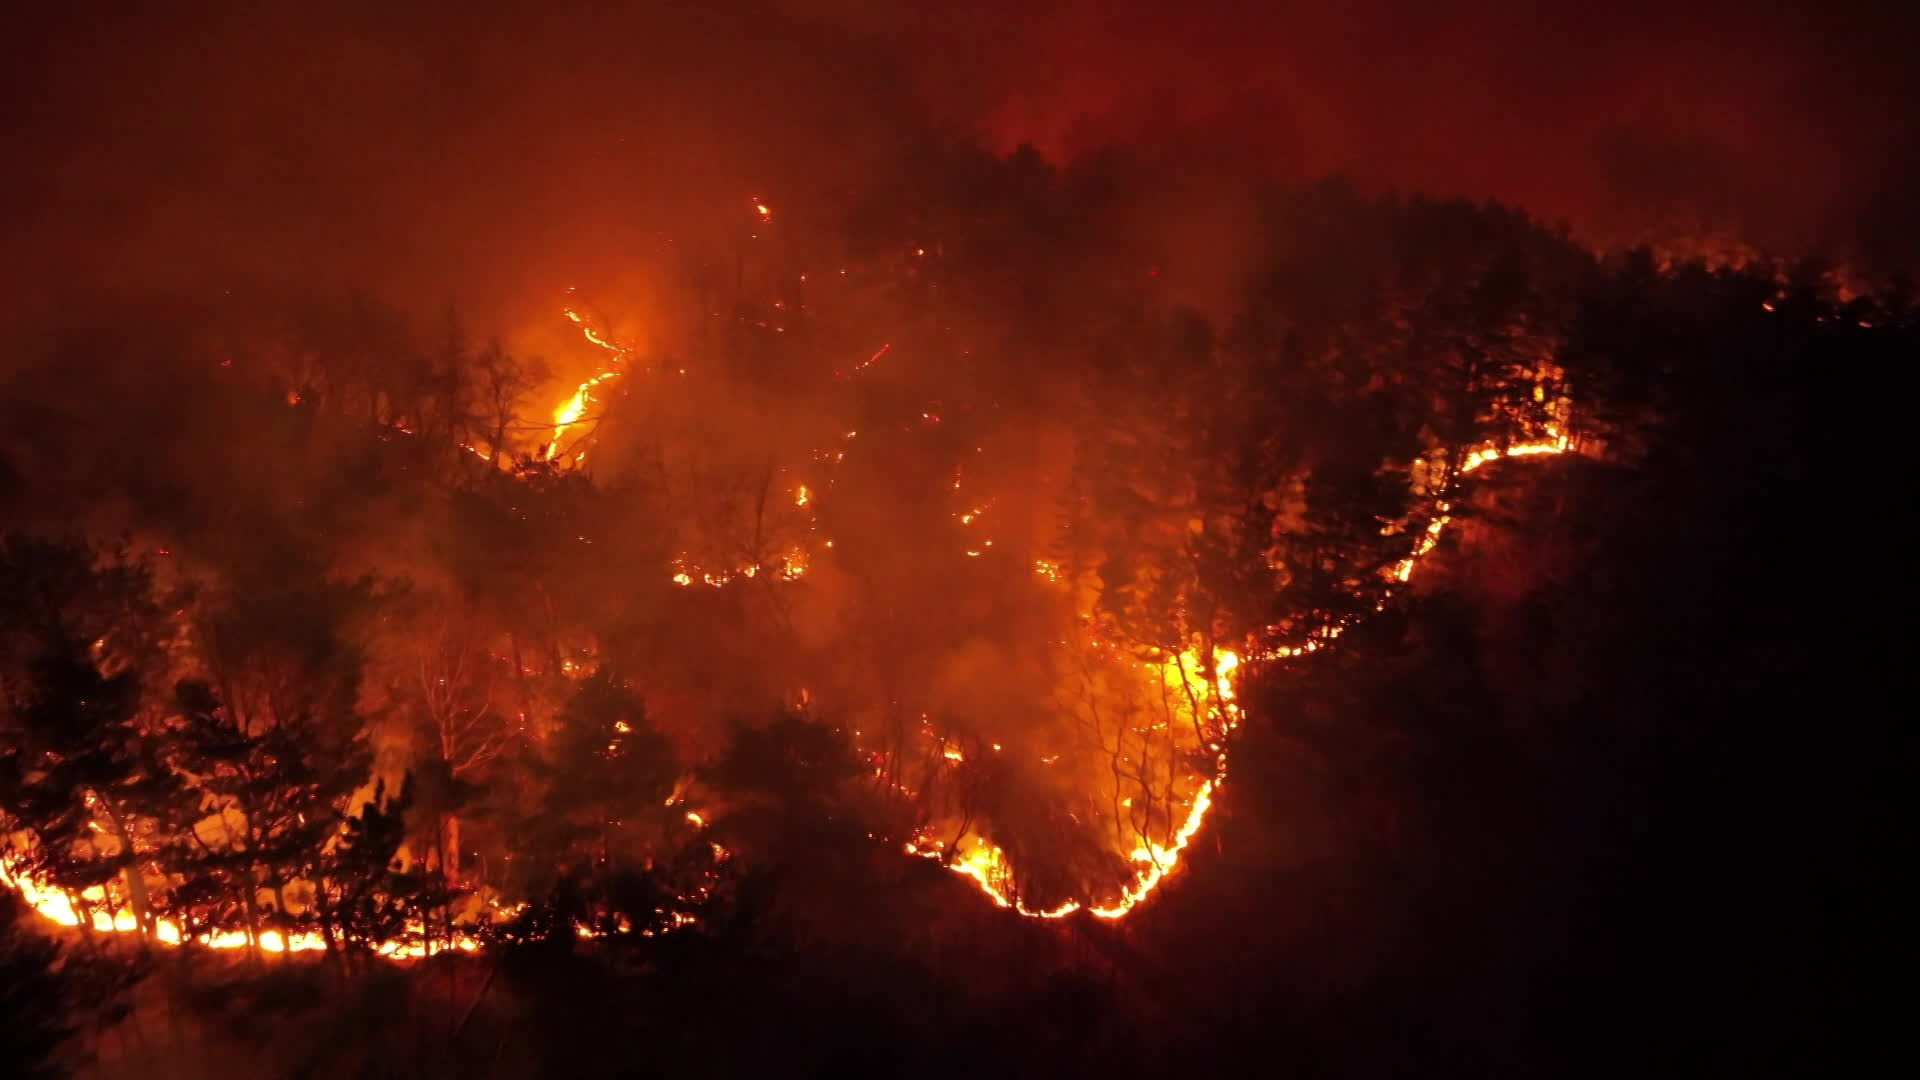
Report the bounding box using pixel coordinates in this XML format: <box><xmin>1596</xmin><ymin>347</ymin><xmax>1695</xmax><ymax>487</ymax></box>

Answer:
<box><xmin>5</xmin><ymin>0</ymin><xmax>1915</xmax><ymax>321</ymax></box>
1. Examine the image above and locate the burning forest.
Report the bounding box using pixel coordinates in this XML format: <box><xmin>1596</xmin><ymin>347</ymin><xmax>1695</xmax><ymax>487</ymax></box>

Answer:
<box><xmin>1</xmin><ymin>4</ymin><xmax>1904</xmax><ymax>1078</ymax></box>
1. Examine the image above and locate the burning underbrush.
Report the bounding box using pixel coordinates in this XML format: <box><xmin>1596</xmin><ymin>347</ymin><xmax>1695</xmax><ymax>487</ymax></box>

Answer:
<box><xmin>3</xmin><ymin>170</ymin><xmax>1898</xmax><ymax>1046</ymax></box>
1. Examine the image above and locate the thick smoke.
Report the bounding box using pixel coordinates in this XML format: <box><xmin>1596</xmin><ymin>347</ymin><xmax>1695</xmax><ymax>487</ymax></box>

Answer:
<box><xmin>2</xmin><ymin>0</ymin><xmax>1912</xmax><ymax>912</ymax></box>
<box><xmin>5</xmin><ymin>0</ymin><xmax>1917</xmax><ymax>334</ymax></box>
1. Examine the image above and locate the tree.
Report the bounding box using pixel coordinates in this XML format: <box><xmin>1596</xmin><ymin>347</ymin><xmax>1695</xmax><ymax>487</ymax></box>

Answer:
<box><xmin>312</xmin><ymin>775</ymin><xmax>455</xmax><ymax>962</ymax></box>
<box><xmin>161</xmin><ymin>679</ymin><xmax>367</xmax><ymax>955</ymax></box>
<box><xmin>703</xmin><ymin>710</ymin><xmax>871</xmax><ymax>862</ymax></box>
<box><xmin>0</xmin><ymin>889</ymin><xmax>81</xmax><ymax>1080</ymax></box>
<box><xmin>539</xmin><ymin>670</ymin><xmax>677</xmax><ymax>867</ymax></box>
<box><xmin>0</xmin><ymin>536</ymin><xmax>180</xmax><ymax>943</ymax></box>
<box><xmin>472</xmin><ymin>339</ymin><xmax>548</xmax><ymax>469</ymax></box>
<box><xmin>402</xmin><ymin>598</ymin><xmax>510</xmax><ymax>881</ymax></box>
<box><xmin>0</xmin><ymin>646</ymin><xmax>180</xmax><ymax>943</ymax></box>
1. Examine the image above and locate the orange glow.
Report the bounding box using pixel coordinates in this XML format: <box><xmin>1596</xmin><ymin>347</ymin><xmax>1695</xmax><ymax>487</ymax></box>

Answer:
<box><xmin>908</xmin><ymin>644</ymin><xmax>1240</xmax><ymax>918</ymax></box>
<box><xmin>919</xmin><ymin>381</ymin><xmax>1576</xmax><ymax>917</ymax></box>
<box><xmin>2</xmin><ymin>286</ymin><xmax>1589</xmax><ymax>951</ymax></box>
<box><xmin>2</xmin><ymin>800</ymin><xmax>729</xmax><ymax>957</ymax></box>
<box><xmin>0</xmin><ymin>860</ymin><xmax>477</xmax><ymax>958</ymax></box>
<box><xmin>545</xmin><ymin>295</ymin><xmax>633</xmax><ymax>462</ymax></box>
<box><xmin>544</xmin><ymin>370</ymin><xmax>620</xmax><ymax>461</ymax></box>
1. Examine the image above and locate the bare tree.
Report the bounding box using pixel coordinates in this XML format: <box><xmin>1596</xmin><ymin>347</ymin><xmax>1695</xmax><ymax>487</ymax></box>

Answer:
<box><xmin>412</xmin><ymin>603</ymin><xmax>510</xmax><ymax>880</ymax></box>
<box><xmin>473</xmin><ymin>339</ymin><xmax>548</xmax><ymax>469</ymax></box>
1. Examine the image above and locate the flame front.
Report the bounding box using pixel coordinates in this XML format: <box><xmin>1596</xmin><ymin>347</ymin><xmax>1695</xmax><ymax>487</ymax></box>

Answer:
<box><xmin>2</xmin><ymin>293</ymin><xmax>1579</xmax><ymax>950</ymax></box>
<box><xmin>544</xmin><ymin>370</ymin><xmax>621</xmax><ymax>461</ymax></box>
<box><xmin>0</xmin><ymin>861</ymin><xmax>477</xmax><ymax>958</ymax></box>
<box><xmin>910</xmin><ymin>645</ymin><xmax>1241</xmax><ymax>919</ymax></box>
<box><xmin>544</xmin><ymin>297</ymin><xmax>631</xmax><ymax>462</ymax></box>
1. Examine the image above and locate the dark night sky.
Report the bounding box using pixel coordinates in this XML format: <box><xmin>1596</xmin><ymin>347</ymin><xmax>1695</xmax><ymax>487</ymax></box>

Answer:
<box><xmin>5</xmin><ymin>0</ymin><xmax>1917</xmax><ymax>321</ymax></box>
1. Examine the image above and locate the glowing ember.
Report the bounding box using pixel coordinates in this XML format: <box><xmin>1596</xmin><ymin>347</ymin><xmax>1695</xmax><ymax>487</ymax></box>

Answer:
<box><xmin>906</xmin><ymin>643</ymin><xmax>1240</xmax><ymax>918</ymax></box>
<box><xmin>916</xmin><ymin>405</ymin><xmax>1575</xmax><ymax>918</ymax></box>
<box><xmin>2</xmin><ymin>802</ymin><xmax>730</xmax><ymax>957</ymax></box>
<box><xmin>544</xmin><ymin>370</ymin><xmax>620</xmax><ymax>461</ymax></box>
<box><xmin>545</xmin><ymin>294</ymin><xmax>634</xmax><ymax>462</ymax></box>
<box><xmin>0</xmin><ymin>861</ymin><xmax>477</xmax><ymax>958</ymax></box>
<box><xmin>1</xmin><ymin>282</ymin><xmax>1586</xmax><ymax>957</ymax></box>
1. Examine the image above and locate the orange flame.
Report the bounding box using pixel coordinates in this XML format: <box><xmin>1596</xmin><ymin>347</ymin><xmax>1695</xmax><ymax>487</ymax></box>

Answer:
<box><xmin>908</xmin><ymin>645</ymin><xmax>1239</xmax><ymax>918</ymax></box>
<box><xmin>0</xmin><ymin>861</ymin><xmax>478</xmax><ymax>958</ymax></box>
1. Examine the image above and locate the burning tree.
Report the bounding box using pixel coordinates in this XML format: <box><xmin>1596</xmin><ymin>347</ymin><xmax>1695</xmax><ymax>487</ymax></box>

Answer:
<box><xmin>0</xmin><ymin>536</ymin><xmax>183</xmax><ymax>943</ymax></box>
<box><xmin>161</xmin><ymin>679</ymin><xmax>368</xmax><ymax>954</ymax></box>
<box><xmin>0</xmin><ymin>645</ymin><xmax>174</xmax><ymax>943</ymax></box>
<box><xmin>524</xmin><ymin>670</ymin><xmax>677</xmax><ymax>873</ymax></box>
<box><xmin>393</xmin><ymin>597</ymin><xmax>512</xmax><ymax>881</ymax></box>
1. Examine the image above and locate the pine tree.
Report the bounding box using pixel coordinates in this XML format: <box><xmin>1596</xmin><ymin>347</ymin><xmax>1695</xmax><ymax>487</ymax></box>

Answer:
<box><xmin>159</xmin><ymin>679</ymin><xmax>367</xmax><ymax>955</ymax></box>
<box><xmin>0</xmin><ymin>536</ymin><xmax>181</xmax><ymax>942</ymax></box>
<box><xmin>0</xmin><ymin>889</ymin><xmax>79</xmax><ymax>1080</ymax></box>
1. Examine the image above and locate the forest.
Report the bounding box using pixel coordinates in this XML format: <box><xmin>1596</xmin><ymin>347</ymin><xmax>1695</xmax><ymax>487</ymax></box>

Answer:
<box><xmin>2</xmin><ymin>4</ymin><xmax>1907</xmax><ymax>1074</ymax></box>
<box><xmin>2</xmin><ymin>149</ymin><xmax>1900</xmax><ymax>1075</ymax></box>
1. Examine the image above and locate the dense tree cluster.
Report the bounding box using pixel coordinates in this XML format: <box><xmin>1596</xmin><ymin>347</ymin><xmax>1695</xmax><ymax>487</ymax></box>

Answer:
<box><xmin>0</xmin><ymin>148</ymin><xmax>1902</xmax><ymax>1075</ymax></box>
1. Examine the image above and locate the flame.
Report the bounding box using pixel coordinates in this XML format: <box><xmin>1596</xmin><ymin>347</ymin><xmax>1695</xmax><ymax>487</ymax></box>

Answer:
<box><xmin>4</xmin><ymin>286</ymin><xmax>1587</xmax><ymax>950</ymax></box>
<box><xmin>837</xmin><ymin>343</ymin><xmax>891</xmax><ymax>381</ymax></box>
<box><xmin>907</xmin><ymin>644</ymin><xmax>1239</xmax><ymax>919</ymax></box>
<box><xmin>0</xmin><ymin>861</ymin><xmax>478</xmax><ymax>958</ymax></box>
<box><xmin>1</xmin><ymin>805</ymin><xmax>730</xmax><ymax>957</ymax></box>
<box><xmin>544</xmin><ymin>370</ymin><xmax>621</xmax><ymax>460</ymax></box>
<box><xmin>669</xmin><ymin>547</ymin><xmax>809</xmax><ymax>589</ymax></box>
<box><xmin>1389</xmin><ymin>426</ymin><xmax>1573</xmax><ymax>583</ymax></box>
<box><xmin>544</xmin><ymin>296</ymin><xmax>633</xmax><ymax>462</ymax></box>
<box><xmin>919</xmin><ymin>393</ymin><xmax>1574</xmax><ymax>917</ymax></box>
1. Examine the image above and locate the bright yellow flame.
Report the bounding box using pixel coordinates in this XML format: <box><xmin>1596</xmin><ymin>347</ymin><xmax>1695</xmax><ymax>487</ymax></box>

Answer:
<box><xmin>0</xmin><ymin>861</ymin><xmax>477</xmax><ymax>957</ymax></box>
<box><xmin>909</xmin><ymin>644</ymin><xmax>1240</xmax><ymax>919</ymax></box>
<box><xmin>545</xmin><ymin>298</ymin><xmax>634</xmax><ymax>462</ymax></box>
<box><xmin>544</xmin><ymin>370</ymin><xmax>620</xmax><ymax>461</ymax></box>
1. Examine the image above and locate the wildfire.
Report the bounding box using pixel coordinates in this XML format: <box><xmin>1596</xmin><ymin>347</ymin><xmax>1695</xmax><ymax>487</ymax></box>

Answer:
<box><xmin>0</xmin><ymin>860</ymin><xmax>478</xmax><ymax>959</ymax></box>
<box><xmin>907</xmin><ymin>644</ymin><xmax>1240</xmax><ymax>919</ymax></box>
<box><xmin>1</xmin><ymin>803</ymin><xmax>731</xmax><ymax>957</ymax></box>
<box><xmin>544</xmin><ymin>370</ymin><xmax>620</xmax><ymax>461</ymax></box>
<box><xmin>544</xmin><ymin>294</ymin><xmax>634</xmax><ymax>462</ymax></box>
<box><xmin>669</xmin><ymin>548</ymin><xmax>809</xmax><ymax>588</ymax></box>
<box><xmin>1385</xmin><ymin>429</ymin><xmax>1573</xmax><ymax>583</ymax></box>
<box><xmin>917</xmin><ymin>414</ymin><xmax>1574</xmax><ymax>917</ymax></box>
<box><xmin>3</xmin><ymin>272</ymin><xmax>1590</xmax><ymax>957</ymax></box>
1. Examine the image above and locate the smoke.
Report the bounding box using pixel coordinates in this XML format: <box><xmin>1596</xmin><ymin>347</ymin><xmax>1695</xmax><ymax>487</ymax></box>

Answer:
<box><xmin>1</xmin><ymin>3</ymin><xmax>925</xmax><ymax>325</ymax></box>
<box><xmin>919</xmin><ymin>0</ymin><xmax>1920</xmax><ymax>264</ymax></box>
<box><xmin>5</xmin><ymin>0</ymin><xmax>1916</xmax><ymax>335</ymax></box>
<box><xmin>3</xmin><ymin>0</ymin><xmax>1913</xmax><ymax>909</ymax></box>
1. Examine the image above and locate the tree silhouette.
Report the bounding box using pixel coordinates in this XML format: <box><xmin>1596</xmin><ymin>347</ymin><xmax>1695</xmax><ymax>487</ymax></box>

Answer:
<box><xmin>0</xmin><ymin>889</ymin><xmax>80</xmax><ymax>1080</ymax></box>
<box><xmin>0</xmin><ymin>536</ymin><xmax>180</xmax><ymax>942</ymax></box>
